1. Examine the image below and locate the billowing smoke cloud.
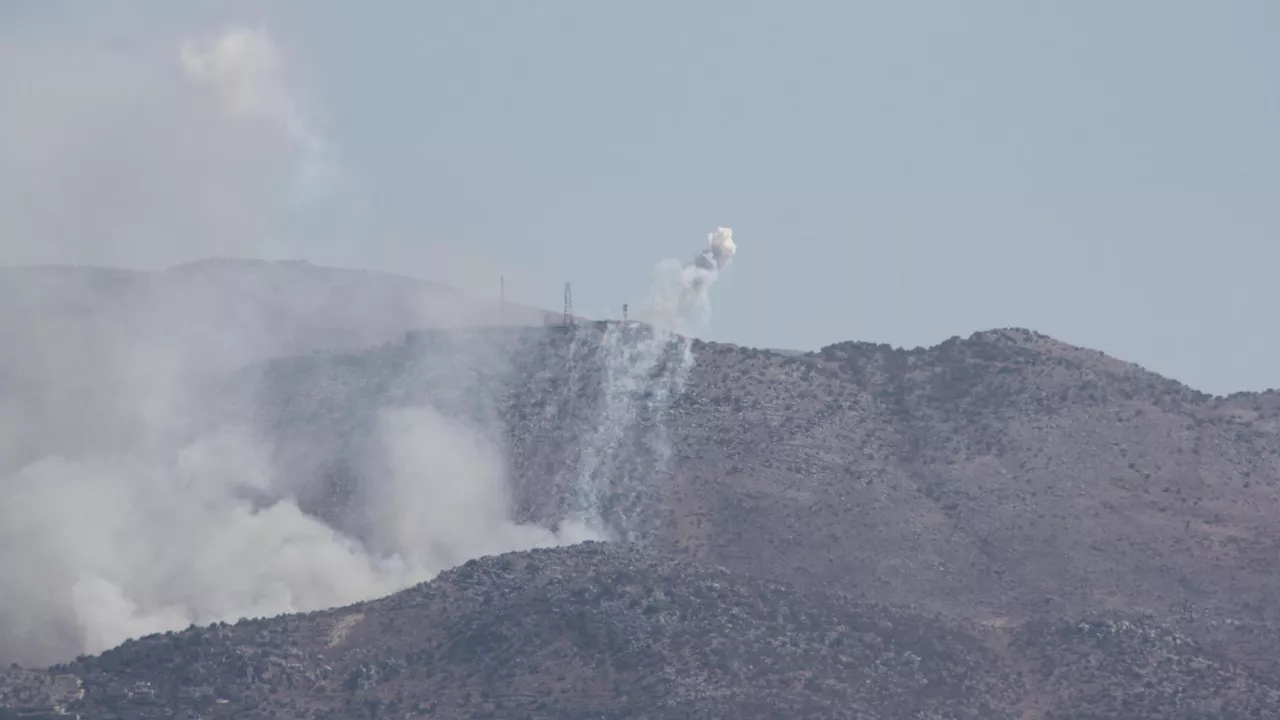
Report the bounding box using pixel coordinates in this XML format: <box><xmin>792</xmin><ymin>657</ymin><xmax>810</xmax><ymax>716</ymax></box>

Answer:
<box><xmin>705</xmin><ymin>226</ymin><xmax>738</xmax><ymax>269</ymax></box>
<box><xmin>0</xmin><ymin>20</ymin><xmax>593</xmax><ymax>667</ymax></box>
<box><xmin>640</xmin><ymin>227</ymin><xmax>737</xmax><ymax>334</ymax></box>
<box><xmin>0</xmin><ymin>410</ymin><xmax>593</xmax><ymax>664</ymax></box>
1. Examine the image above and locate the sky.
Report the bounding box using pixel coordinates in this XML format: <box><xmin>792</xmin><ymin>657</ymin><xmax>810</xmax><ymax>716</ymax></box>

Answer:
<box><xmin>1</xmin><ymin>0</ymin><xmax>1277</xmax><ymax>395</ymax></box>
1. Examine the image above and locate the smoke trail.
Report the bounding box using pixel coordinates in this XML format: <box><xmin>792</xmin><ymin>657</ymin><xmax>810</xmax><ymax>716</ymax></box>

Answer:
<box><xmin>565</xmin><ymin>324</ymin><xmax>694</xmax><ymax>540</ymax></box>
<box><xmin>565</xmin><ymin>228</ymin><xmax>738</xmax><ymax>539</ymax></box>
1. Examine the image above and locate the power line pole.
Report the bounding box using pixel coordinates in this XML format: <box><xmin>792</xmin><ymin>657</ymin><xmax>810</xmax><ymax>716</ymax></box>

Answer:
<box><xmin>500</xmin><ymin>275</ymin><xmax>505</xmax><ymax>326</ymax></box>
<box><xmin>563</xmin><ymin>282</ymin><xmax>573</xmax><ymax>326</ymax></box>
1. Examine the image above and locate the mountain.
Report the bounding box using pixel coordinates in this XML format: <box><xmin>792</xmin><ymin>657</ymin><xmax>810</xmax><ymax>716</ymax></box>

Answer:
<box><xmin>5</xmin><ymin>260</ymin><xmax>1280</xmax><ymax>715</ymax></box>
<box><xmin>675</xmin><ymin>329</ymin><xmax>1280</xmax><ymax>624</ymax></box>
<box><xmin>6</xmin><ymin>543</ymin><xmax>1275</xmax><ymax>720</ymax></box>
<box><xmin>234</xmin><ymin>324</ymin><xmax>1280</xmax><ymax>677</ymax></box>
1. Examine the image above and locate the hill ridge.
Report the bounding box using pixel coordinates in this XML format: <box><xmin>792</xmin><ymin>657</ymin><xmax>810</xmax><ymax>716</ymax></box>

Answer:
<box><xmin>10</xmin><ymin>543</ymin><xmax>1276</xmax><ymax>720</ymax></box>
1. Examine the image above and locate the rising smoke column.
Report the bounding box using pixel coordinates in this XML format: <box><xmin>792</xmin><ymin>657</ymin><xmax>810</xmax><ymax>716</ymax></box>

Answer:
<box><xmin>565</xmin><ymin>228</ymin><xmax>738</xmax><ymax>539</ymax></box>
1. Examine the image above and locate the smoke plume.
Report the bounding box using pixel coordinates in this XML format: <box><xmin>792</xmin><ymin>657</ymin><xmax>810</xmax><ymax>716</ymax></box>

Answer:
<box><xmin>0</xmin><ymin>21</ymin><xmax>593</xmax><ymax>667</ymax></box>
<box><xmin>639</xmin><ymin>227</ymin><xmax>737</xmax><ymax>334</ymax></box>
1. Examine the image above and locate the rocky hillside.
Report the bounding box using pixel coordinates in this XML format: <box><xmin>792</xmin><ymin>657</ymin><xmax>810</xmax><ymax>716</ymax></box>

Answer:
<box><xmin>682</xmin><ymin>333</ymin><xmax>1277</xmax><ymax>602</ymax></box>
<box><xmin>243</xmin><ymin>327</ymin><xmax>1279</xmax><ymax>609</ymax></box>
<box><xmin>6</xmin><ymin>543</ymin><xmax>1271</xmax><ymax>720</ymax></box>
<box><xmin>674</xmin><ymin>329</ymin><xmax>1280</xmax><ymax>670</ymax></box>
<box><xmin>229</xmin><ymin>324</ymin><xmax>1280</xmax><ymax>676</ymax></box>
<box><xmin>6</xmin><ymin>266</ymin><xmax>1280</xmax><ymax>715</ymax></box>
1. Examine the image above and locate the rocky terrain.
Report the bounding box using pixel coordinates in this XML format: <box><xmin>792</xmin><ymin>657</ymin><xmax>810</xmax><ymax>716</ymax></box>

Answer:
<box><xmin>674</xmin><ymin>330</ymin><xmax>1280</xmax><ymax>669</ymax></box>
<box><xmin>4</xmin><ymin>261</ymin><xmax>1280</xmax><ymax>716</ymax></box>
<box><xmin>240</xmin><ymin>324</ymin><xmax>1280</xmax><ymax>631</ymax></box>
<box><xmin>4</xmin><ymin>543</ymin><xmax>1274</xmax><ymax>720</ymax></box>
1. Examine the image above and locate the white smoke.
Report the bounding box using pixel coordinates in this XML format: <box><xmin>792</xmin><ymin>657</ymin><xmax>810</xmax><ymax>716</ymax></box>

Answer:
<box><xmin>373</xmin><ymin>407</ymin><xmax>598</xmax><ymax>568</ymax></box>
<box><xmin>0</xmin><ymin>413</ymin><xmax>592</xmax><ymax>662</ymax></box>
<box><xmin>640</xmin><ymin>227</ymin><xmax>737</xmax><ymax>334</ymax></box>
<box><xmin>179</xmin><ymin>26</ymin><xmax>336</xmax><ymax>196</ymax></box>
<box><xmin>565</xmin><ymin>227</ymin><xmax>737</xmax><ymax>537</ymax></box>
<box><xmin>566</xmin><ymin>325</ymin><xmax>693</xmax><ymax>540</ymax></box>
<box><xmin>707</xmin><ymin>226</ymin><xmax>737</xmax><ymax>268</ymax></box>
<box><xmin>0</xmin><ymin>20</ymin><xmax>593</xmax><ymax>667</ymax></box>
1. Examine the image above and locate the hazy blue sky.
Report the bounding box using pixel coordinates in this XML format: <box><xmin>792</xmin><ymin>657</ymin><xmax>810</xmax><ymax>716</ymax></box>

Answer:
<box><xmin>2</xmin><ymin>1</ymin><xmax>1277</xmax><ymax>394</ymax></box>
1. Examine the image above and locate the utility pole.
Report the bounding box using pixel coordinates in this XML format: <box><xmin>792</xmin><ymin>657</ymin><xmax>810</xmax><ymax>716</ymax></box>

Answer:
<box><xmin>500</xmin><ymin>275</ymin><xmax>505</xmax><ymax>326</ymax></box>
<box><xmin>563</xmin><ymin>282</ymin><xmax>573</xmax><ymax>326</ymax></box>
<box><xmin>622</xmin><ymin>303</ymin><xmax>628</xmax><ymax>321</ymax></box>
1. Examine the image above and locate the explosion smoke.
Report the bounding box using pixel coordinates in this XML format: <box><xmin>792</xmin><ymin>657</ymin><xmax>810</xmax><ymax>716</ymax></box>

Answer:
<box><xmin>640</xmin><ymin>226</ymin><xmax>737</xmax><ymax>335</ymax></box>
<box><xmin>0</xmin><ymin>21</ymin><xmax>594</xmax><ymax>667</ymax></box>
<box><xmin>705</xmin><ymin>226</ymin><xmax>738</xmax><ymax>269</ymax></box>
